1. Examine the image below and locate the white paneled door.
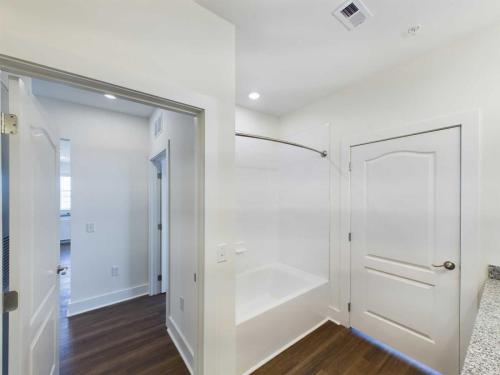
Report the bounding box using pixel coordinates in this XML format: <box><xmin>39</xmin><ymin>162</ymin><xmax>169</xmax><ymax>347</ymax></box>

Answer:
<box><xmin>9</xmin><ymin>76</ymin><xmax>60</xmax><ymax>375</ymax></box>
<box><xmin>350</xmin><ymin>127</ymin><xmax>460</xmax><ymax>374</ymax></box>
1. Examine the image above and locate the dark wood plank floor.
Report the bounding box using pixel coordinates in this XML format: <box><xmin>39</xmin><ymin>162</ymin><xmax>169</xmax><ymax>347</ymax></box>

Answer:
<box><xmin>60</xmin><ymin>245</ymin><xmax>425</xmax><ymax>375</ymax></box>
<box><xmin>252</xmin><ymin>321</ymin><xmax>427</xmax><ymax>375</ymax></box>
<box><xmin>59</xmin><ymin>245</ymin><xmax>188</xmax><ymax>375</ymax></box>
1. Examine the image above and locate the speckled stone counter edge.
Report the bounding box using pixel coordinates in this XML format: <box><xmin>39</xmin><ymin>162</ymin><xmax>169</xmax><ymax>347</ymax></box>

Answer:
<box><xmin>461</xmin><ymin>267</ymin><xmax>500</xmax><ymax>375</ymax></box>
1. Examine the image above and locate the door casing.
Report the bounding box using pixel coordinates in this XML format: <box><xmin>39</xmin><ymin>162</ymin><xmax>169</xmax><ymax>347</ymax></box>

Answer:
<box><xmin>0</xmin><ymin>57</ymin><xmax>207</xmax><ymax>375</ymax></box>
<box><xmin>339</xmin><ymin>111</ymin><xmax>480</xmax><ymax>368</ymax></box>
<box><xmin>149</xmin><ymin>148</ymin><xmax>169</xmax><ymax>296</ymax></box>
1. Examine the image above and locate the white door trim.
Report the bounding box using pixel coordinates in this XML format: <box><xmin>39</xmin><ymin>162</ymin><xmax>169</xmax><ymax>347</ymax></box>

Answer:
<box><xmin>0</xmin><ymin>57</ymin><xmax>211</xmax><ymax>375</ymax></box>
<box><xmin>339</xmin><ymin>111</ymin><xmax>480</xmax><ymax>368</ymax></box>
<box><xmin>148</xmin><ymin>149</ymin><xmax>167</xmax><ymax>296</ymax></box>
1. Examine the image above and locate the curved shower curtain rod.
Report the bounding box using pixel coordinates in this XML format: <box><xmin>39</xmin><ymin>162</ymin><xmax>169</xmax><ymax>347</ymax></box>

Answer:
<box><xmin>235</xmin><ymin>132</ymin><xmax>328</xmax><ymax>158</ymax></box>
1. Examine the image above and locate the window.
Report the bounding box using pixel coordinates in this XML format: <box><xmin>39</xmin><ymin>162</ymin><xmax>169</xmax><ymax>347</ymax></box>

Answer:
<box><xmin>60</xmin><ymin>139</ymin><xmax>71</xmax><ymax>212</ymax></box>
<box><xmin>60</xmin><ymin>176</ymin><xmax>71</xmax><ymax>211</ymax></box>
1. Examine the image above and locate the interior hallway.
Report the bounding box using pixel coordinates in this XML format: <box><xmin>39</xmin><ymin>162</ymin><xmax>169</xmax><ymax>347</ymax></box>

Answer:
<box><xmin>58</xmin><ymin>244</ymin><xmax>188</xmax><ymax>375</ymax></box>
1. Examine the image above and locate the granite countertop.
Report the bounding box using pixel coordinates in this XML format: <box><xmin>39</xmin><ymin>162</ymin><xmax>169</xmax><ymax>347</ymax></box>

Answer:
<box><xmin>461</xmin><ymin>267</ymin><xmax>500</xmax><ymax>375</ymax></box>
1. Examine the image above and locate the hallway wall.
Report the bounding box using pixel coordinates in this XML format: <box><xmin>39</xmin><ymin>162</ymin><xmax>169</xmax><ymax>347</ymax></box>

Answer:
<box><xmin>38</xmin><ymin>97</ymin><xmax>150</xmax><ymax>316</ymax></box>
<box><xmin>149</xmin><ymin>109</ymin><xmax>198</xmax><ymax>369</ymax></box>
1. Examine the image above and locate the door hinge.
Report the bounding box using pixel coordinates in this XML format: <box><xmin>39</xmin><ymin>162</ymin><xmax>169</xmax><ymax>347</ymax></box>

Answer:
<box><xmin>3</xmin><ymin>291</ymin><xmax>19</xmax><ymax>313</ymax></box>
<box><xmin>1</xmin><ymin>113</ymin><xmax>18</xmax><ymax>135</ymax></box>
<box><xmin>158</xmin><ymin>223</ymin><xmax>162</xmax><ymax>230</ymax></box>
<box><xmin>157</xmin><ymin>274</ymin><xmax>162</xmax><ymax>282</ymax></box>
<box><xmin>349</xmin><ymin>162</ymin><xmax>352</xmax><ymax>172</ymax></box>
<box><xmin>194</xmin><ymin>273</ymin><xmax>197</xmax><ymax>282</ymax></box>
<box><xmin>157</xmin><ymin>173</ymin><xmax>162</xmax><ymax>179</ymax></box>
<box><xmin>348</xmin><ymin>232</ymin><xmax>352</xmax><ymax>242</ymax></box>
<box><xmin>348</xmin><ymin>302</ymin><xmax>351</xmax><ymax>312</ymax></box>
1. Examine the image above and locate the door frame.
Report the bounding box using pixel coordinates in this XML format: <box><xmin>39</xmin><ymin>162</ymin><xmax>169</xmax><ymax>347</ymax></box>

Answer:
<box><xmin>0</xmin><ymin>73</ymin><xmax>5</xmax><ymax>375</ymax></box>
<box><xmin>339</xmin><ymin>111</ymin><xmax>480</xmax><ymax>367</ymax></box>
<box><xmin>149</xmin><ymin>148</ymin><xmax>169</xmax><ymax>296</ymax></box>
<box><xmin>0</xmin><ymin>56</ymin><xmax>208</xmax><ymax>375</ymax></box>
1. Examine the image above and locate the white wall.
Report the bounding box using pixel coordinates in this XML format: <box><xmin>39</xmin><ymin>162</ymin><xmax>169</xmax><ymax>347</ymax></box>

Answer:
<box><xmin>38</xmin><ymin>97</ymin><xmax>150</xmax><ymax>315</ymax></box>
<box><xmin>279</xmin><ymin>20</ymin><xmax>500</xmax><ymax>346</ymax></box>
<box><xmin>0</xmin><ymin>2</ymin><xmax>236</xmax><ymax>373</ymax></box>
<box><xmin>150</xmin><ymin>109</ymin><xmax>198</xmax><ymax>369</ymax></box>
<box><xmin>235</xmin><ymin>106</ymin><xmax>280</xmax><ymax>137</ymax></box>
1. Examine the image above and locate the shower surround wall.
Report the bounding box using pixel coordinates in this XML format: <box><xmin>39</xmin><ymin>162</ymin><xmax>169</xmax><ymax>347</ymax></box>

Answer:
<box><xmin>235</xmin><ymin>107</ymin><xmax>280</xmax><ymax>274</ymax></box>
<box><xmin>275</xmin><ymin>123</ymin><xmax>330</xmax><ymax>280</ymax></box>
<box><xmin>235</xmin><ymin>106</ymin><xmax>330</xmax><ymax>373</ymax></box>
<box><xmin>235</xmin><ymin>107</ymin><xmax>330</xmax><ymax>278</ymax></box>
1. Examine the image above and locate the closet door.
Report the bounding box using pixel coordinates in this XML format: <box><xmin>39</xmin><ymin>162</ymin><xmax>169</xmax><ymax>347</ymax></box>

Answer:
<box><xmin>350</xmin><ymin>127</ymin><xmax>460</xmax><ymax>374</ymax></box>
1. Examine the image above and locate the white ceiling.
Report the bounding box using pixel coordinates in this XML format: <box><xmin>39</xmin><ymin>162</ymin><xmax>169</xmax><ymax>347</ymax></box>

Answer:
<box><xmin>32</xmin><ymin>79</ymin><xmax>155</xmax><ymax>118</ymax></box>
<box><xmin>194</xmin><ymin>0</ymin><xmax>500</xmax><ymax>116</ymax></box>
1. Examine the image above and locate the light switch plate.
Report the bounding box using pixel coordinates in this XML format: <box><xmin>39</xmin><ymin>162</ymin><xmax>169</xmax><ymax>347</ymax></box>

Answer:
<box><xmin>86</xmin><ymin>223</ymin><xmax>95</xmax><ymax>233</ymax></box>
<box><xmin>217</xmin><ymin>243</ymin><xmax>228</xmax><ymax>263</ymax></box>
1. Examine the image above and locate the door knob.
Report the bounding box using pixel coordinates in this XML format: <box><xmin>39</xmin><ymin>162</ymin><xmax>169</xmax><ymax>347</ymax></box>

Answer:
<box><xmin>432</xmin><ymin>261</ymin><xmax>456</xmax><ymax>271</ymax></box>
<box><xmin>57</xmin><ymin>265</ymin><xmax>68</xmax><ymax>275</ymax></box>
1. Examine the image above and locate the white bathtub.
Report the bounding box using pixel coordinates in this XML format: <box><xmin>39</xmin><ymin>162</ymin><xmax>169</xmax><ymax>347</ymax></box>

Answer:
<box><xmin>236</xmin><ymin>263</ymin><xmax>329</xmax><ymax>374</ymax></box>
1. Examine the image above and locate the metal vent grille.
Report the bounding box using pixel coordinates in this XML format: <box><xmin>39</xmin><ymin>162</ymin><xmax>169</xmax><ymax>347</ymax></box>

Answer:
<box><xmin>154</xmin><ymin>115</ymin><xmax>163</xmax><ymax>138</ymax></box>
<box><xmin>341</xmin><ymin>3</ymin><xmax>359</xmax><ymax>18</ymax></box>
<box><xmin>333</xmin><ymin>0</ymin><xmax>373</xmax><ymax>30</ymax></box>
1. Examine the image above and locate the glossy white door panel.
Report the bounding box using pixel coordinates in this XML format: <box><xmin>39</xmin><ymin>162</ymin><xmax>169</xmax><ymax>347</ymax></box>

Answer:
<box><xmin>350</xmin><ymin>127</ymin><xmax>460</xmax><ymax>374</ymax></box>
<box><xmin>9</xmin><ymin>76</ymin><xmax>59</xmax><ymax>375</ymax></box>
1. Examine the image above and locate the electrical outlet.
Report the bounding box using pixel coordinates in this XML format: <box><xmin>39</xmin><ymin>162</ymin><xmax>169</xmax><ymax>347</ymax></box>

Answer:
<box><xmin>179</xmin><ymin>296</ymin><xmax>184</xmax><ymax>311</ymax></box>
<box><xmin>111</xmin><ymin>266</ymin><xmax>119</xmax><ymax>277</ymax></box>
<box><xmin>86</xmin><ymin>223</ymin><xmax>95</xmax><ymax>233</ymax></box>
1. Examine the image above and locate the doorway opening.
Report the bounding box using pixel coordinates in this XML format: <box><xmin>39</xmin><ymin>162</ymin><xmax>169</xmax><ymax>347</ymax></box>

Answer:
<box><xmin>59</xmin><ymin>139</ymin><xmax>71</xmax><ymax>319</ymax></box>
<box><xmin>1</xmin><ymin>68</ymin><xmax>203</xmax><ymax>375</ymax></box>
<box><xmin>150</xmin><ymin>149</ymin><xmax>168</xmax><ymax>296</ymax></box>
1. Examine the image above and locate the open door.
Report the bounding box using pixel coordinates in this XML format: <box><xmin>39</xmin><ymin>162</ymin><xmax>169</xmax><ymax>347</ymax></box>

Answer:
<box><xmin>8</xmin><ymin>76</ymin><xmax>60</xmax><ymax>375</ymax></box>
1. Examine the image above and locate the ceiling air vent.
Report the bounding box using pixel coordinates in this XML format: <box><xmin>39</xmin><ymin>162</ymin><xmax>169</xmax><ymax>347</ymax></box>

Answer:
<box><xmin>333</xmin><ymin>0</ymin><xmax>373</xmax><ymax>31</ymax></box>
<box><xmin>153</xmin><ymin>114</ymin><xmax>163</xmax><ymax>138</ymax></box>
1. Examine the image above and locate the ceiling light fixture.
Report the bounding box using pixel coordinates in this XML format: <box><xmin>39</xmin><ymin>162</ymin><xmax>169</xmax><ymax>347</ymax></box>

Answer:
<box><xmin>248</xmin><ymin>92</ymin><xmax>260</xmax><ymax>100</ymax></box>
<box><xmin>104</xmin><ymin>93</ymin><xmax>117</xmax><ymax>100</ymax></box>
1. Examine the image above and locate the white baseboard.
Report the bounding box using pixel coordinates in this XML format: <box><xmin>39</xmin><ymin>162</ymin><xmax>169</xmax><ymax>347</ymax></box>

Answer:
<box><xmin>167</xmin><ymin>316</ymin><xmax>194</xmax><ymax>374</ymax></box>
<box><xmin>328</xmin><ymin>305</ymin><xmax>344</xmax><ymax>326</ymax></box>
<box><xmin>242</xmin><ymin>318</ymin><xmax>330</xmax><ymax>375</ymax></box>
<box><xmin>67</xmin><ymin>284</ymin><xmax>148</xmax><ymax>317</ymax></box>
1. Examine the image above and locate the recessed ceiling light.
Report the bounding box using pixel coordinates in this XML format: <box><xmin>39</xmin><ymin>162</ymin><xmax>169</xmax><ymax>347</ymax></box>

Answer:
<box><xmin>104</xmin><ymin>93</ymin><xmax>117</xmax><ymax>100</ymax></box>
<box><xmin>248</xmin><ymin>92</ymin><xmax>260</xmax><ymax>100</ymax></box>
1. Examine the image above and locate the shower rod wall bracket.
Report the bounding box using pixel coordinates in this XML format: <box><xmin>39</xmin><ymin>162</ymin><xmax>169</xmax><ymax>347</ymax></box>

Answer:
<box><xmin>235</xmin><ymin>131</ymin><xmax>328</xmax><ymax>158</ymax></box>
